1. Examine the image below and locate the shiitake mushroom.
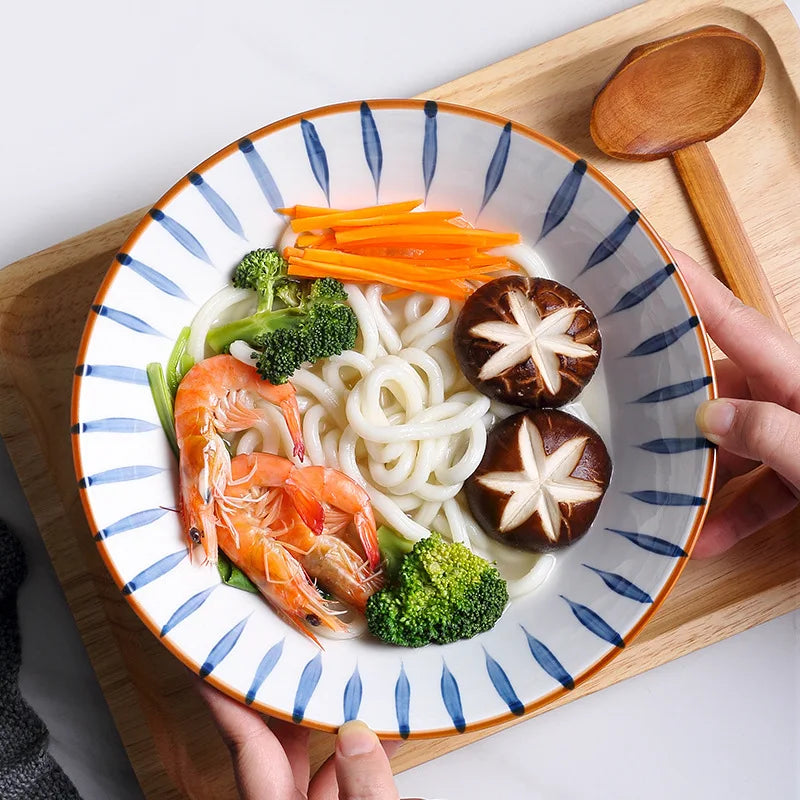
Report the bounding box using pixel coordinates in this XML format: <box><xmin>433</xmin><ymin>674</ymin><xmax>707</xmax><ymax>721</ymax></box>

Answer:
<box><xmin>465</xmin><ymin>409</ymin><xmax>611</xmax><ymax>552</ymax></box>
<box><xmin>454</xmin><ymin>276</ymin><xmax>601</xmax><ymax>408</ymax></box>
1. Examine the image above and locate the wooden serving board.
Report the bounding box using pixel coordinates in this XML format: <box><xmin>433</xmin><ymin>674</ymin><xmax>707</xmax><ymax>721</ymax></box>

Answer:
<box><xmin>1</xmin><ymin>0</ymin><xmax>799</xmax><ymax>796</ymax></box>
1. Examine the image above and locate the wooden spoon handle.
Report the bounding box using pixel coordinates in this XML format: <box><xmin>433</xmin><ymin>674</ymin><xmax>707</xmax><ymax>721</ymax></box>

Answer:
<box><xmin>672</xmin><ymin>141</ymin><xmax>788</xmax><ymax>330</ymax></box>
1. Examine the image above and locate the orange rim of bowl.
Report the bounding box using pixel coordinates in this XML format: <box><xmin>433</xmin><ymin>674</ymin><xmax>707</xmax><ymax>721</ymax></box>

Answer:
<box><xmin>71</xmin><ymin>98</ymin><xmax>717</xmax><ymax>738</ymax></box>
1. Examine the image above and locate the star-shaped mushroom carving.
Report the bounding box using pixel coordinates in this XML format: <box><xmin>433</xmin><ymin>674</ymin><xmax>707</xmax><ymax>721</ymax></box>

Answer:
<box><xmin>477</xmin><ymin>417</ymin><xmax>603</xmax><ymax>541</ymax></box>
<box><xmin>470</xmin><ymin>290</ymin><xmax>597</xmax><ymax>395</ymax></box>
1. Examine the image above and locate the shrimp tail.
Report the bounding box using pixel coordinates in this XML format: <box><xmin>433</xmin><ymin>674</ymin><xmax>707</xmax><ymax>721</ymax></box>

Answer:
<box><xmin>280</xmin><ymin>395</ymin><xmax>305</xmax><ymax>461</ymax></box>
<box><xmin>356</xmin><ymin>509</ymin><xmax>381</xmax><ymax>571</ymax></box>
<box><xmin>285</xmin><ymin>480</ymin><xmax>324</xmax><ymax>535</ymax></box>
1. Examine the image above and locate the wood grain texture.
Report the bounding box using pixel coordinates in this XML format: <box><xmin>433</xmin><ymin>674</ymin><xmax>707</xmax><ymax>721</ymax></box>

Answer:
<box><xmin>673</xmin><ymin>140</ymin><xmax>789</xmax><ymax>326</ymax></box>
<box><xmin>0</xmin><ymin>0</ymin><xmax>798</xmax><ymax>796</ymax></box>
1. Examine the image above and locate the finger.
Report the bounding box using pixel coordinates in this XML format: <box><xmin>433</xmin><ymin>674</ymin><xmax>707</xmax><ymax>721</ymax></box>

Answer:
<box><xmin>697</xmin><ymin>398</ymin><xmax>800</xmax><ymax>489</ymax></box>
<box><xmin>693</xmin><ymin>467</ymin><xmax>799</xmax><ymax>558</ymax></box>
<box><xmin>269</xmin><ymin>718</ymin><xmax>311</xmax><ymax>792</ymax></box>
<box><xmin>334</xmin><ymin>721</ymin><xmax>400</xmax><ymax>800</ymax></box>
<box><xmin>197</xmin><ymin>681</ymin><xmax>301</xmax><ymax>800</ymax></box>
<box><xmin>713</xmin><ymin>358</ymin><xmax>750</xmax><ymax>401</ymax></box>
<box><xmin>715</xmin><ymin>442</ymin><xmax>759</xmax><ymax>486</ymax></box>
<box><xmin>670</xmin><ymin>248</ymin><xmax>800</xmax><ymax>411</ymax></box>
<box><xmin>310</xmin><ymin>741</ymin><xmax>402</xmax><ymax>800</ymax></box>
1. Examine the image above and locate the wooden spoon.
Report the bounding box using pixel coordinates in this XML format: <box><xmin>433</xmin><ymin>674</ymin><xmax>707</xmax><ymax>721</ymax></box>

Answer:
<box><xmin>591</xmin><ymin>25</ymin><xmax>787</xmax><ymax>328</ymax></box>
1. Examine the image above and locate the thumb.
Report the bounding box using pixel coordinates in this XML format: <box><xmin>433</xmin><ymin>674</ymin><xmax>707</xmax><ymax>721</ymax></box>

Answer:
<box><xmin>334</xmin><ymin>721</ymin><xmax>400</xmax><ymax>800</ymax></box>
<box><xmin>696</xmin><ymin>398</ymin><xmax>800</xmax><ymax>491</ymax></box>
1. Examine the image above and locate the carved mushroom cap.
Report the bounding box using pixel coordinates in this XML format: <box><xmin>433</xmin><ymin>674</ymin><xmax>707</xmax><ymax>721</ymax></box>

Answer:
<box><xmin>453</xmin><ymin>275</ymin><xmax>601</xmax><ymax>407</ymax></box>
<box><xmin>465</xmin><ymin>409</ymin><xmax>611</xmax><ymax>552</ymax></box>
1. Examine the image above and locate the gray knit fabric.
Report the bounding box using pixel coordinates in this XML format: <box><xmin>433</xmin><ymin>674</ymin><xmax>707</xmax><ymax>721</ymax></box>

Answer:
<box><xmin>0</xmin><ymin>521</ymin><xmax>81</xmax><ymax>800</ymax></box>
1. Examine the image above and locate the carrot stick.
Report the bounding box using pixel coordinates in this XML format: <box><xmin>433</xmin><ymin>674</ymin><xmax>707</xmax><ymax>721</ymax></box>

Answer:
<box><xmin>327</xmin><ymin>211</ymin><xmax>461</xmax><ymax>229</ymax></box>
<box><xmin>285</xmin><ymin>247</ymin><xmax>508</xmax><ymax>279</ymax></box>
<box><xmin>289</xmin><ymin>200</ymin><xmax>424</xmax><ymax>229</ymax></box>
<box><xmin>287</xmin><ymin>259</ymin><xmax>469</xmax><ymax>300</ymax></box>
<box><xmin>382</xmin><ymin>289</ymin><xmax>413</xmax><ymax>301</ymax></box>
<box><xmin>334</xmin><ymin>224</ymin><xmax>521</xmax><ymax>247</ymax></box>
<box><xmin>341</xmin><ymin>244</ymin><xmax>482</xmax><ymax>259</ymax></box>
<box><xmin>295</xmin><ymin>232</ymin><xmax>336</xmax><ymax>248</ymax></box>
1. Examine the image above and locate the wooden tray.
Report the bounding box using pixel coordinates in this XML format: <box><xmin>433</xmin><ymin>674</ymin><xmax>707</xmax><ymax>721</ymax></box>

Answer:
<box><xmin>1</xmin><ymin>0</ymin><xmax>798</xmax><ymax>796</ymax></box>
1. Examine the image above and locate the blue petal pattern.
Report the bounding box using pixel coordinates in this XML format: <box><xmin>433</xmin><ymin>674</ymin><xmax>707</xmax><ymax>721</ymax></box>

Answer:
<box><xmin>627</xmin><ymin>317</ymin><xmax>700</xmax><ymax>357</ymax></box>
<box><xmin>422</xmin><ymin>101</ymin><xmax>438</xmax><ymax>199</ymax></box>
<box><xmin>74</xmin><ymin>364</ymin><xmax>149</xmax><ymax>385</ymax></box>
<box><xmin>484</xmin><ymin>650</ymin><xmax>524</xmax><ymax>715</ymax></box>
<box><xmin>122</xmin><ymin>550</ymin><xmax>186</xmax><ymax>595</ymax></box>
<box><xmin>561</xmin><ymin>596</ymin><xmax>624</xmax><ymax>648</ymax></box>
<box><xmin>95</xmin><ymin>507</ymin><xmax>168</xmax><ymax>540</ymax></box>
<box><xmin>606</xmin><ymin>264</ymin><xmax>676</xmax><ymax>315</ymax></box>
<box><xmin>343</xmin><ymin>666</ymin><xmax>363</xmax><ymax>722</ymax></box>
<box><xmin>360</xmin><ymin>102</ymin><xmax>383</xmax><ymax>201</ymax></box>
<box><xmin>79</xmin><ymin>465</ymin><xmax>165</xmax><ymax>488</ymax></box>
<box><xmin>200</xmin><ymin>616</ymin><xmax>249</xmax><ymax>678</ymax></box>
<box><xmin>293</xmin><ymin>653</ymin><xmax>323</xmax><ymax>723</ymax></box>
<box><xmin>440</xmin><ymin>662</ymin><xmax>465</xmax><ymax>733</ymax></box>
<box><xmin>188</xmin><ymin>172</ymin><xmax>245</xmax><ymax>238</ymax></box>
<box><xmin>72</xmin><ymin>417</ymin><xmax>159</xmax><ymax>434</ymax></box>
<box><xmin>522</xmin><ymin>627</ymin><xmax>574</xmax><ymax>689</ymax></box>
<box><xmin>149</xmin><ymin>209</ymin><xmax>212</xmax><ymax>265</ymax></box>
<box><xmin>606</xmin><ymin>527</ymin><xmax>688</xmax><ymax>558</ymax></box>
<box><xmin>582</xmin><ymin>210</ymin><xmax>640</xmax><ymax>273</ymax></box>
<box><xmin>638</xmin><ymin>437</ymin><xmax>711</xmax><ymax>454</ymax></box>
<box><xmin>395</xmin><ymin>665</ymin><xmax>411</xmax><ymax>739</ymax></box>
<box><xmin>479</xmin><ymin>121</ymin><xmax>512</xmax><ymax>215</ymax></box>
<box><xmin>539</xmin><ymin>159</ymin><xmax>586</xmax><ymax>241</ymax></box>
<box><xmin>635</xmin><ymin>376</ymin><xmax>713</xmax><ymax>403</ymax></box>
<box><xmin>91</xmin><ymin>305</ymin><xmax>164</xmax><ymax>337</ymax></box>
<box><xmin>300</xmin><ymin>119</ymin><xmax>330</xmax><ymax>205</ymax></box>
<box><xmin>116</xmin><ymin>253</ymin><xmax>189</xmax><ymax>300</ymax></box>
<box><xmin>629</xmin><ymin>491</ymin><xmax>706</xmax><ymax>506</ymax></box>
<box><xmin>246</xmin><ymin>639</ymin><xmax>285</xmax><ymax>705</ymax></box>
<box><xmin>239</xmin><ymin>138</ymin><xmax>284</xmax><ymax>211</ymax></box>
<box><xmin>584</xmin><ymin>565</ymin><xmax>653</xmax><ymax>603</ymax></box>
<box><xmin>161</xmin><ymin>586</ymin><xmax>217</xmax><ymax>637</ymax></box>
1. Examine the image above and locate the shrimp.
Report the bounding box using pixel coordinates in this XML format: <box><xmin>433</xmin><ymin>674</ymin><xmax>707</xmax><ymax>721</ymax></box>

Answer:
<box><xmin>227</xmin><ymin>454</ymin><xmax>383</xmax><ymax>612</ymax></box>
<box><xmin>215</xmin><ymin>501</ymin><xmax>347</xmax><ymax>646</ymax></box>
<box><xmin>288</xmin><ymin>466</ymin><xmax>381</xmax><ymax>570</ymax></box>
<box><xmin>174</xmin><ymin>354</ymin><xmax>304</xmax><ymax>562</ymax></box>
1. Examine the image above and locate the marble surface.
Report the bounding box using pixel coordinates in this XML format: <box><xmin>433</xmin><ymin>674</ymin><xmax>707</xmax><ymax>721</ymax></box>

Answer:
<box><xmin>2</xmin><ymin>1</ymin><xmax>798</xmax><ymax>798</ymax></box>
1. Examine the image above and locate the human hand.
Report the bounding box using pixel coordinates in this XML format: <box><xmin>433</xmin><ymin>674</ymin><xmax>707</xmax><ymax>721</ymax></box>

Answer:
<box><xmin>199</xmin><ymin>681</ymin><xmax>401</xmax><ymax>799</ymax></box>
<box><xmin>672</xmin><ymin>248</ymin><xmax>800</xmax><ymax>557</ymax></box>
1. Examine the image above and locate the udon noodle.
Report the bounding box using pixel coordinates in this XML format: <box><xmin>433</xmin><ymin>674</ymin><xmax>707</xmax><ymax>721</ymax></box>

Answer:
<box><xmin>192</xmin><ymin>270</ymin><xmax>556</xmax><ymax>598</ymax></box>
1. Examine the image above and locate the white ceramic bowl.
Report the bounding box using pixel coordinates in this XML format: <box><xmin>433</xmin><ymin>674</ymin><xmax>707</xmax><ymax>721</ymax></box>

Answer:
<box><xmin>72</xmin><ymin>100</ymin><xmax>715</xmax><ymax>737</ymax></box>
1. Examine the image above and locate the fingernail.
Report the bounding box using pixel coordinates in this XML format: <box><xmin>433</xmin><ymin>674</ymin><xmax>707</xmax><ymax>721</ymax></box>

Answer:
<box><xmin>697</xmin><ymin>399</ymin><xmax>735</xmax><ymax>440</ymax></box>
<box><xmin>337</xmin><ymin>720</ymin><xmax>378</xmax><ymax>757</ymax></box>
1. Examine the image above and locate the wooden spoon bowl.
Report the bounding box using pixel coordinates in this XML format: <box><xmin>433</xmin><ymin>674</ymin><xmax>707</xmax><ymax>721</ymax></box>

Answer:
<box><xmin>591</xmin><ymin>26</ymin><xmax>765</xmax><ymax>159</ymax></box>
<box><xmin>590</xmin><ymin>25</ymin><xmax>785</xmax><ymax>327</ymax></box>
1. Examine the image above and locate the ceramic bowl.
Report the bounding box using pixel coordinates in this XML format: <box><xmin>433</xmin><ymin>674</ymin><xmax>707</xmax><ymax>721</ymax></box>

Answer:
<box><xmin>72</xmin><ymin>100</ymin><xmax>715</xmax><ymax>737</ymax></box>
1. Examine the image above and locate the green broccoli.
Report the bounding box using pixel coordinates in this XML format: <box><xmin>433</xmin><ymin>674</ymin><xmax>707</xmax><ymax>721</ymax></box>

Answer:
<box><xmin>366</xmin><ymin>530</ymin><xmax>508</xmax><ymax>648</ymax></box>
<box><xmin>231</xmin><ymin>247</ymin><xmax>289</xmax><ymax>312</ymax></box>
<box><xmin>206</xmin><ymin>250</ymin><xmax>359</xmax><ymax>384</ymax></box>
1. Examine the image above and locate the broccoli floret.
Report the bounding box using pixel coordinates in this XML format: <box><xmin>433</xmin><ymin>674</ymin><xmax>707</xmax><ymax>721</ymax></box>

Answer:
<box><xmin>366</xmin><ymin>531</ymin><xmax>508</xmax><ymax>648</ymax></box>
<box><xmin>376</xmin><ymin>525</ymin><xmax>414</xmax><ymax>581</ymax></box>
<box><xmin>206</xmin><ymin>250</ymin><xmax>359</xmax><ymax>383</ymax></box>
<box><xmin>232</xmin><ymin>248</ymin><xmax>289</xmax><ymax>312</ymax></box>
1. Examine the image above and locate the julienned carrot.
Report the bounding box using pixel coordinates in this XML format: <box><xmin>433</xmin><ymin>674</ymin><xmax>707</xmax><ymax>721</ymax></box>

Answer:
<box><xmin>382</xmin><ymin>289</ymin><xmax>413</xmax><ymax>301</ymax></box>
<box><xmin>284</xmin><ymin>247</ymin><xmax>509</xmax><ymax>279</ymax></box>
<box><xmin>334</xmin><ymin>224</ymin><xmax>521</xmax><ymax>247</ymax></box>
<box><xmin>341</xmin><ymin>245</ymin><xmax>482</xmax><ymax>259</ymax></box>
<box><xmin>325</xmin><ymin>211</ymin><xmax>462</xmax><ymax>229</ymax></box>
<box><xmin>295</xmin><ymin>232</ymin><xmax>336</xmax><ymax>248</ymax></box>
<box><xmin>291</xmin><ymin>210</ymin><xmax>458</xmax><ymax>233</ymax></box>
<box><xmin>287</xmin><ymin>260</ymin><xmax>469</xmax><ymax>300</ymax></box>
<box><xmin>285</xmin><ymin>199</ymin><xmax>423</xmax><ymax>225</ymax></box>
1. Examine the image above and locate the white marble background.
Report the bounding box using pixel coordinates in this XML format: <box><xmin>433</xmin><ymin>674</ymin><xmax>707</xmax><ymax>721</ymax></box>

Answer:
<box><xmin>1</xmin><ymin>1</ymin><xmax>798</xmax><ymax>798</ymax></box>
